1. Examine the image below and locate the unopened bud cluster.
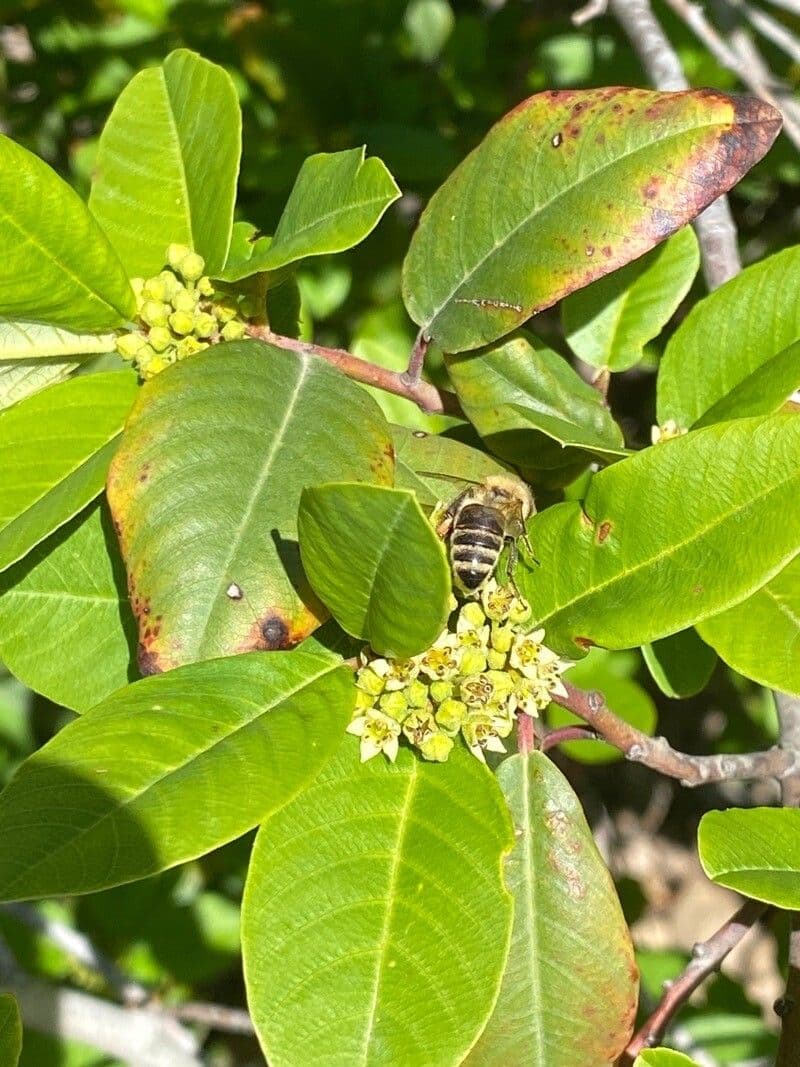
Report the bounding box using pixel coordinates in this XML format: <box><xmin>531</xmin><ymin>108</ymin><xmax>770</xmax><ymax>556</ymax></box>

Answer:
<box><xmin>116</xmin><ymin>244</ymin><xmax>248</xmax><ymax>379</ymax></box>
<box><xmin>651</xmin><ymin>419</ymin><xmax>687</xmax><ymax>445</ymax></box>
<box><xmin>349</xmin><ymin>579</ymin><xmax>572</xmax><ymax>765</ymax></box>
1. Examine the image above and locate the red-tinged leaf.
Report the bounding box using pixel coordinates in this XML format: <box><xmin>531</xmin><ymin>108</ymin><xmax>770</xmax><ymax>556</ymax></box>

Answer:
<box><xmin>402</xmin><ymin>88</ymin><xmax>781</xmax><ymax>353</ymax></box>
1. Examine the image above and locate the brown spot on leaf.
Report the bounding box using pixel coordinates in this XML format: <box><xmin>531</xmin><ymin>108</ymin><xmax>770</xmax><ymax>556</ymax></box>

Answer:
<box><xmin>568</xmin><ymin>125</ymin><xmax>581</xmax><ymax>138</ymax></box>
<box><xmin>597</xmin><ymin>521</ymin><xmax>612</xmax><ymax>543</ymax></box>
<box><xmin>261</xmin><ymin>616</ymin><xmax>289</xmax><ymax>649</ymax></box>
<box><xmin>595</xmin><ymin>132</ymin><xmax>606</xmax><ymax>146</ymax></box>
<box><xmin>138</xmin><ymin>646</ymin><xmax>163</xmax><ymax>676</ymax></box>
<box><xmin>602</xmin><ymin>245</ymin><xmax>613</xmax><ymax>258</ymax></box>
<box><xmin>575</xmin><ymin>636</ymin><xmax>596</xmax><ymax>650</ymax></box>
<box><xmin>138</xmin><ymin>463</ymin><xmax>151</xmax><ymax>484</ymax></box>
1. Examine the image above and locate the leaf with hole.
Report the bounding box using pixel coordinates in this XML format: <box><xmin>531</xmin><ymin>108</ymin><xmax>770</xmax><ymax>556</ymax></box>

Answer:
<box><xmin>242</xmin><ymin>743</ymin><xmax>513</xmax><ymax>1067</ymax></box>
<box><xmin>521</xmin><ymin>416</ymin><xmax>800</xmax><ymax>656</ymax></box>
<box><xmin>698</xmin><ymin>556</ymin><xmax>800</xmax><ymax>696</ymax></box>
<box><xmin>0</xmin><ymin>647</ymin><xmax>351</xmax><ymax>900</ymax></box>
<box><xmin>698</xmin><ymin>807</ymin><xmax>800</xmax><ymax>908</ymax></box>
<box><xmin>0</xmin><ymin>136</ymin><xmax>134</xmax><ymax>331</ymax></box>
<box><xmin>402</xmin><ymin>88</ymin><xmax>779</xmax><ymax>353</ymax></box>
<box><xmin>0</xmin><ymin>372</ymin><xmax>137</xmax><ymax>573</ymax></box>
<box><xmin>658</xmin><ymin>246</ymin><xmax>800</xmax><ymax>427</ymax></box>
<box><xmin>107</xmin><ymin>341</ymin><xmax>394</xmax><ymax>674</ymax></box>
<box><xmin>0</xmin><ymin>502</ymin><xmax>136</xmax><ymax>712</ymax></box>
<box><xmin>466</xmin><ymin>752</ymin><xmax>637</xmax><ymax>1065</ymax></box>
<box><xmin>562</xmin><ymin>226</ymin><xmax>699</xmax><ymax>372</ymax></box>
<box><xmin>219</xmin><ymin>148</ymin><xmax>400</xmax><ymax>281</ymax></box>
<box><xmin>89</xmin><ymin>48</ymin><xmax>241</xmax><ymax>277</ymax></box>
<box><xmin>299</xmin><ymin>483</ymin><xmax>450</xmax><ymax>658</ymax></box>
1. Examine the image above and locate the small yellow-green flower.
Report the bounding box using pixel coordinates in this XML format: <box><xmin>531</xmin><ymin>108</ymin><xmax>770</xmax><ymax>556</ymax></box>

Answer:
<box><xmin>347</xmin><ymin>709</ymin><xmax>401</xmax><ymax>763</ymax></box>
<box><xmin>418</xmin><ymin>732</ymin><xmax>454</xmax><ymax>762</ymax></box>
<box><xmin>417</xmin><ymin>633</ymin><xmax>460</xmax><ymax>680</ymax></box>
<box><xmin>462</xmin><ymin>712</ymin><xmax>507</xmax><ymax>762</ymax></box>
<box><xmin>509</xmin><ymin>629</ymin><xmax>547</xmax><ymax>679</ymax></box>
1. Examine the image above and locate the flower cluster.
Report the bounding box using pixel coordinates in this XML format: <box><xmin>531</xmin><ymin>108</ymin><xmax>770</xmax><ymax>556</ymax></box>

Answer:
<box><xmin>349</xmin><ymin>579</ymin><xmax>571</xmax><ymax>765</ymax></box>
<box><xmin>115</xmin><ymin>244</ymin><xmax>248</xmax><ymax>379</ymax></box>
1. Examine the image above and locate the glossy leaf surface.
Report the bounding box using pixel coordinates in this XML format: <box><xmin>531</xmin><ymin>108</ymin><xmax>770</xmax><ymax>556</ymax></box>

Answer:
<box><xmin>392</xmin><ymin>424</ymin><xmax>509</xmax><ymax>508</ymax></box>
<box><xmin>562</xmin><ymin>227</ymin><xmax>699</xmax><ymax>371</ymax></box>
<box><xmin>0</xmin><ymin>136</ymin><xmax>134</xmax><ymax>330</ymax></box>
<box><xmin>698</xmin><ymin>807</ymin><xmax>800</xmax><ymax>908</ymax></box>
<box><xmin>658</xmin><ymin>246</ymin><xmax>800</xmax><ymax>427</ymax></box>
<box><xmin>0</xmin><ymin>360</ymin><xmax>79</xmax><ymax>414</ymax></box>
<box><xmin>403</xmin><ymin>88</ymin><xmax>779</xmax><ymax>352</ymax></box>
<box><xmin>522</xmin><ymin>416</ymin><xmax>800</xmax><ymax>655</ymax></box>
<box><xmin>698</xmin><ymin>557</ymin><xmax>800</xmax><ymax>696</ymax></box>
<box><xmin>642</xmin><ymin>629</ymin><xmax>718</xmax><ymax>699</ymax></box>
<box><xmin>446</xmin><ymin>334</ymin><xmax>627</xmax><ymax>472</ymax></box>
<box><xmin>0</xmin><ymin>372</ymin><xmax>137</xmax><ymax>573</ymax></box>
<box><xmin>220</xmin><ymin>148</ymin><xmax>400</xmax><ymax>280</ymax></box>
<box><xmin>467</xmin><ymin>752</ymin><xmax>637</xmax><ymax>1065</ymax></box>
<box><xmin>299</xmin><ymin>484</ymin><xmax>450</xmax><ymax>658</ymax></box>
<box><xmin>107</xmin><ymin>342</ymin><xmax>394</xmax><ymax>674</ymax></box>
<box><xmin>90</xmin><ymin>49</ymin><xmax>241</xmax><ymax>277</ymax></box>
<box><xmin>242</xmin><ymin>743</ymin><xmax>513</xmax><ymax>1067</ymax></box>
<box><xmin>693</xmin><ymin>338</ymin><xmax>800</xmax><ymax>428</ymax></box>
<box><xmin>0</xmin><ymin>994</ymin><xmax>21</xmax><ymax>1067</ymax></box>
<box><xmin>0</xmin><ymin>503</ymin><xmax>135</xmax><ymax>712</ymax></box>
<box><xmin>0</xmin><ymin>648</ymin><xmax>351</xmax><ymax>900</ymax></box>
<box><xmin>0</xmin><ymin>322</ymin><xmax>115</xmax><ymax>360</ymax></box>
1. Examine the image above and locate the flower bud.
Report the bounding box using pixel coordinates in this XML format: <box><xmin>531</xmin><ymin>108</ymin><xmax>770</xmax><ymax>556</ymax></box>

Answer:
<box><xmin>435</xmin><ymin>698</ymin><xmax>467</xmax><ymax>734</ymax></box>
<box><xmin>147</xmin><ymin>326</ymin><xmax>173</xmax><ymax>353</ymax></box>
<box><xmin>115</xmin><ymin>332</ymin><xmax>146</xmax><ymax>360</ymax></box>
<box><xmin>197</xmin><ymin>275</ymin><xmax>215</xmax><ymax>297</ymax></box>
<box><xmin>140</xmin><ymin>300</ymin><xmax>169</xmax><ymax>328</ymax></box>
<box><xmin>460</xmin><ymin>602</ymin><xmax>486</xmax><ymax>629</ymax></box>
<box><xmin>459</xmin><ymin>647</ymin><xmax>487</xmax><ymax>676</ymax></box>
<box><xmin>213</xmin><ymin>299</ymin><xmax>239</xmax><ymax>323</ymax></box>
<box><xmin>172</xmin><ymin>288</ymin><xmax>198</xmax><ymax>314</ymax></box>
<box><xmin>130</xmin><ymin>277</ymin><xmax>145</xmax><ymax>305</ymax></box>
<box><xmin>487</xmin><ymin>649</ymin><xmax>506</xmax><ymax>671</ymax></box>
<box><xmin>166</xmin><ymin>243</ymin><xmax>193</xmax><ymax>272</ymax></box>
<box><xmin>141</xmin><ymin>353</ymin><xmax>167</xmax><ymax>379</ymax></box>
<box><xmin>179</xmin><ymin>251</ymin><xmax>205</xmax><ymax>282</ymax></box>
<box><xmin>418</xmin><ymin>732</ymin><xmax>453</xmax><ymax>762</ymax></box>
<box><xmin>193</xmin><ymin>311</ymin><xmax>217</xmax><ymax>338</ymax></box>
<box><xmin>356</xmin><ymin>668</ymin><xmax>385</xmax><ymax>697</ymax></box>
<box><xmin>404</xmin><ymin>679</ymin><xmax>429</xmax><ymax>708</ymax></box>
<box><xmin>176</xmin><ymin>336</ymin><xmax>208</xmax><ymax>360</ymax></box>
<box><xmin>491</xmin><ymin>624</ymin><xmax>513</xmax><ymax>653</ymax></box>
<box><xmin>169</xmin><ymin>310</ymin><xmax>195</xmax><ymax>336</ymax></box>
<box><xmin>221</xmin><ymin>320</ymin><xmax>247</xmax><ymax>342</ymax></box>
<box><xmin>158</xmin><ymin>270</ymin><xmax>181</xmax><ymax>298</ymax></box>
<box><xmin>142</xmin><ymin>276</ymin><xmax>168</xmax><ymax>302</ymax></box>
<box><xmin>429</xmin><ymin>680</ymin><xmax>453</xmax><ymax>704</ymax></box>
<box><xmin>379</xmin><ymin>691</ymin><xmax>408</xmax><ymax>720</ymax></box>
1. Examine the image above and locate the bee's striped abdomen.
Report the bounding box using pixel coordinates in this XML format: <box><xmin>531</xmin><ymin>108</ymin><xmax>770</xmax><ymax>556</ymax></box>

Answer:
<box><xmin>450</xmin><ymin>504</ymin><xmax>504</xmax><ymax>591</ymax></box>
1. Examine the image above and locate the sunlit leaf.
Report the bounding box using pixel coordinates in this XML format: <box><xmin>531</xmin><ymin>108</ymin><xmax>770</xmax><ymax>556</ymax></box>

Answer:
<box><xmin>698</xmin><ymin>807</ymin><xmax>800</xmax><ymax>908</ymax></box>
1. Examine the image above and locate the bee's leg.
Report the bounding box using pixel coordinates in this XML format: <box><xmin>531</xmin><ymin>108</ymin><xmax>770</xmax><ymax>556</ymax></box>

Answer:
<box><xmin>504</xmin><ymin>537</ymin><xmax>524</xmax><ymax>598</ymax></box>
<box><xmin>521</xmin><ymin>530</ymin><xmax>540</xmax><ymax>567</ymax></box>
<box><xmin>433</xmin><ymin>487</ymin><xmax>470</xmax><ymax>540</ymax></box>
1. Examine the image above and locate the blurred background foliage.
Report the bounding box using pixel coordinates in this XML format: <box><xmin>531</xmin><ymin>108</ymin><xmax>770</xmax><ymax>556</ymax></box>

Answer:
<box><xmin>0</xmin><ymin>0</ymin><xmax>798</xmax><ymax>1063</ymax></box>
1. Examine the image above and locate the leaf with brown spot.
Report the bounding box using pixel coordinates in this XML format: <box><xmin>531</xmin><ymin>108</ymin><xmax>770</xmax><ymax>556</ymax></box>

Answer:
<box><xmin>402</xmin><ymin>87</ymin><xmax>780</xmax><ymax>353</ymax></box>
<box><xmin>107</xmin><ymin>341</ymin><xmax>394</xmax><ymax>673</ymax></box>
<box><xmin>465</xmin><ymin>752</ymin><xmax>637</xmax><ymax>1066</ymax></box>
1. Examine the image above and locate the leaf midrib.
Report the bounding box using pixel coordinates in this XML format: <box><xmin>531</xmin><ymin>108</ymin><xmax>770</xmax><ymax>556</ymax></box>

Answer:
<box><xmin>536</xmin><ymin>443</ymin><xmax>799</xmax><ymax>634</ymax></box>
<box><xmin>425</xmin><ymin>118</ymin><xmax>754</xmax><ymax>331</ymax></box>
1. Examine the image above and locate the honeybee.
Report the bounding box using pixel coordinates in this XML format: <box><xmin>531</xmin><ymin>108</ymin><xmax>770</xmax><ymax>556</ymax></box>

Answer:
<box><xmin>434</xmin><ymin>475</ymin><xmax>537</xmax><ymax>595</ymax></box>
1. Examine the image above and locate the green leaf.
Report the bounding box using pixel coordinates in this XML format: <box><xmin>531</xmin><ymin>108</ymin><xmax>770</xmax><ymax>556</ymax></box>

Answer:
<box><xmin>658</xmin><ymin>246</ymin><xmax>800</xmax><ymax>427</ymax></box>
<box><xmin>0</xmin><ymin>360</ymin><xmax>80</xmax><ymax>414</ymax></box>
<box><xmin>89</xmin><ymin>48</ymin><xmax>241</xmax><ymax>277</ymax></box>
<box><xmin>299</xmin><ymin>484</ymin><xmax>450</xmax><ymax>658</ymax></box>
<box><xmin>446</xmin><ymin>334</ymin><xmax>628</xmax><ymax>474</ymax></box>
<box><xmin>642</xmin><ymin>629</ymin><xmax>717</xmax><ymax>699</ymax></box>
<box><xmin>466</xmin><ymin>752</ymin><xmax>637</xmax><ymax>1065</ymax></box>
<box><xmin>0</xmin><ymin>502</ymin><xmax>135</xmax><ymax>712</ymax></box>
<box><xmin>521</xmin><ymin>416</ymin><xmax>800</xmax><ymax>655</ymax></box>
<box><xmin>0</xmin><ymin>648</ymin><xmax>351</xmax><ymax>900</ymax></box>
<box><xmin>0</xmin><ymin>322</ymin><xmax>115</xmax><ymax>360</ymax></box>
<box><xmin>219</xmin><ymin>148</ymin><xmax>400</xmax><ymax>281</ymax></box>
<box><xmin>698</xmin><ymin>556</ymin><xmax>800</xmax><ymax>696</ymax></box>
<box><xmin>698</xmin><ymin>807</ymin><xmax>800</xmax><ymax>908</ymax></box>
<box><xmin>107</xmin><ymin>341</ymin><xmax>394</xmax><ymax>674</ymax></box>
<box><xmin>0</xmin><ymin>136</ymin><xmax>134</xmax><ymax>331</ymax></box>
<box><xmin>0</xmin><ymin>372</ymin><xmax>137</xmax><ymax>573</ymax></box>
<box><xmin>562</xmin><ymin>227</ymin><xmax>699</xmax><ymax>372</ymax></box>
<box><xmin>242</xmin><ymin>743</ymin><xmax>513</xmax><ymax>1067</ymax></box>
<box><xmin>693</xmin><ymin>338</ymin><xmax>800</xmax><ymax>428</ymax></box>
<box><xmin>402</xmin><ymin>88</ymin><xmax>779</xmax><ymax>353</ymax></box>
<box><xmin>391</xmin><ymin>424</ymin><xmax>510</xmax><ymax>508</ymax></box>
<box><xmin>547</xmin><ymin>649</ymin><xmax>657</xmax><ymax>764</ymax></box>
<box><xmin>0</xmin><ymin>994</ymin><xmax>21</xmax><ymax>1067</ymax></box>
<box><xmin>635</xmin><ymin>1052</ymin><xmax>702</xmax><ymax>1067</ymax></box>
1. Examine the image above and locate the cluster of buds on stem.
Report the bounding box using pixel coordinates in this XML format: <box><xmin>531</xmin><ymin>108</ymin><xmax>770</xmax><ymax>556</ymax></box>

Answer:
<box><xmin>115</xmin><ymin>244</ymin><xmax>249</xmax><ymax>379</ymax></box>
<box><xmin>349</xmin><ymin>579</ymin><xmax>572</xmax><ymax>765</ymax></box>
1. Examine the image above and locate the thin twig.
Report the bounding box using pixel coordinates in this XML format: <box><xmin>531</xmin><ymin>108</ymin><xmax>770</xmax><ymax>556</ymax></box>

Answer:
<box><xmin>608</xmin><ymin>0</ymin><xmax>742</xmax><ymax>288</ymax></box>
<box><xmin>572</xmin><ymin>0</ymin><xmax>609</xmax><ymax>24</ymax></box>
<box><xmin>728</xmin><ymin>0</ymin><xmax>800</xmax><ymax>64</ymax></box>
<box><xmin>621</xmin><ymin>898</ymin><xmax>768</xmax><ymax>1062</ymax></box>
<box><xmin>726</xmin><ymin>27</ymin><xmax>800</xmax><ymax>149</ymax></box>
<box><xmin>0</xmin><ymin>902</ymin><xmax>149</xmax><ymax>1006</ymax></box>
<box><xmin>245</xmin><ymin>324</ymin><xmax>463</xmax><ymax>417</ymax></box>
<box><xmin>552</xmin><ymin>682</ymin><xmax>795</xmax><ymax>785</ymax></box>
<box><xmin>166</xmin><ymin>999</ymin><xmax>255</xmax><ymax>1034</ymax></box>
<box><xmin>775</xmin><ymin>691</ymin><xmax>800</xmax><ymax>1063</ymax></box>
<box><xmin>541</xmin><ymin>724</ymin><xmax>599</xmax><ymax>751</ymax></box>
<box><xmin>402</xmin><ymin>329</ymin><xmax>430</xmax><ymax>386</ymax></box>
<box><xmin>663</xmin><ymin>0</ymin><xmax>800</xmax><ymax>149</ymax></box>
<box><xmin>762</xmin><ymin>0</ymin><xmax>800</xmax><ymax>15</ymax></box>
<box><xmin>517</xmin><ymin>711</ymin><xmax>536</xmax><ymax>755</ymax></box>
